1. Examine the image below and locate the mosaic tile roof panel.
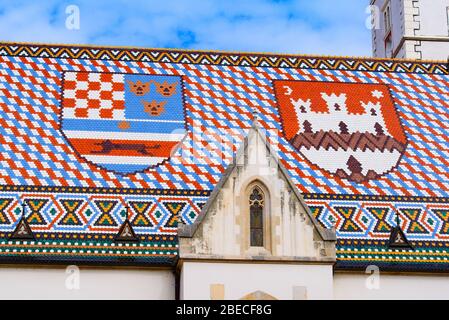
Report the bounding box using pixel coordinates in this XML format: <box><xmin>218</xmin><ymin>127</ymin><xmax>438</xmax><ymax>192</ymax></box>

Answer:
<box><xmin>0</xmin><ymin>43</ymin><xmax>448</xmax><ymax>269</ymax></box>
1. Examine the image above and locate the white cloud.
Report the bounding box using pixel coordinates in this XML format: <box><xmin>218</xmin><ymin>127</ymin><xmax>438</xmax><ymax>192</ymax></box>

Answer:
<box><xmin>0</xmin><ymin>0</ymin><xmax>372</xmax><ymax>56</ymax></box>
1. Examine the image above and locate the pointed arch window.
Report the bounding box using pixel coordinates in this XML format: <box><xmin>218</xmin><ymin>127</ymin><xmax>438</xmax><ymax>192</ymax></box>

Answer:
<box><xmin>249</xmin><ymin>186</ymin><xmax>264</xmax><ymax>247</ymax></box>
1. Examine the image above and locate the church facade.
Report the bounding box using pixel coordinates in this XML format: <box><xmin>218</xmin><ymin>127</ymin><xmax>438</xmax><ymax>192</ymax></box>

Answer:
<box><xmin>0</xmin><ymin>43</ymin><xmax>448</xmax><ymax>299</ymax></box>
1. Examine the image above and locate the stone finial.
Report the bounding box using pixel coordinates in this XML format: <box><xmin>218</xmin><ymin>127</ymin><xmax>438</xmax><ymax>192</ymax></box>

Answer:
<box><xmin>252</xmin><ymin>109</ymin><xmax>260</xmax><ymax>128</ymax></box>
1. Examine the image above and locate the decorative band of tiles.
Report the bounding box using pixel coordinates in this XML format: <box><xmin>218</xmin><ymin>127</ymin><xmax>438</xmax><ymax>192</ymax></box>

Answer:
<box><xmin>307</xmin><ymin>199</ymin><xmax>449</xmax><ymax>241</ymax></box>
<box><xmin>336</xmin><ymin>238</ymin><xmax>449</xmax><ymax>271</ymax></box>
<box><xmin>0</xmin><ymin>234</ymin><xmax>178</xmax><ymax>266</ymax></box>
<box><xmin>0</xmin><ymin>185</ymin><xmax>211</xmax><ymax>196</ymax></box>
<box><xmin>337</xmin><ymin>251</ymin><xmax>449</xmax><ymax>263</ymax></box>
<box><xmin>338</xmin><ymin>239</ymin><xmax>449</xmax><ymax>248</ymax></box>
<box><xmin>335</xmin><ymin>261</ymin><xmax>449</xmax><ymax>272</ymax></box>
<box><xmin>303</xmin><ymin>193</ymin><xmax>449</xmax><ymax>203</ymax></box>
<box><xmin>0</xmin><ymin>232</ymin><xmax>176</xmax><ymax>242</ymax></box>
<box><xmin>0</xmin><ymin>43</ymin><xmax>446</xmax><ymax>74</ymax></box>
<box><xmin>0</xmin><ymin>238</ymin><xmax>178</xmax><ymax>256</ymax></box>
<box><xmin>0</xmin><ymin>191</ymin><xmax>208</xmax><ymax>235</ymax></box>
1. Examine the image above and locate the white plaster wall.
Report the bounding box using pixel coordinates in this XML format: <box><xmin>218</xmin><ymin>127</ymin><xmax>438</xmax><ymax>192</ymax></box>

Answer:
<box><xmin>180</xmin><ymin>261</ymin><xmax>334</xmax><ymax>300</ymax></box>
<box><xmin>416</xmin><ymin>0</ymin><xmax>449</xmax><ymax>36</ymax></box>
<box><xmin>419</xmin><ymin>41</ymin><xmax>449</xmax><ymax>60</ymax></box>
<box><xmin>0</xmin><ymin>266</ymin><xmax>174</xmax><ymax>300</ymax></box>
<box><xmin>334</xmin><ymin>272</ymin><xmax>449</xmax><ymax>300</ymax></box>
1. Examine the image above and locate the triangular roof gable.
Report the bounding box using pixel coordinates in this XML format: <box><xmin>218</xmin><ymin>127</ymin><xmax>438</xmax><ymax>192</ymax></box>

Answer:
<box><xmin>179</xmin><ymin>118</ymin><xmax>336</xmax><ymax>242</ymax></box>
<box><xmin>388</xmin><ymin>224</ymin><xmax>413</xmax><ymax>249</ymax></box>
<box><xmin>115</xmin><ymin>220</ymin><xmax>139</xmax><ymax>242</ymax></box>
<box><xmin>10</xmin><ymin>217</ymin><xmax>34</xmax><ymax>240</ymax></box>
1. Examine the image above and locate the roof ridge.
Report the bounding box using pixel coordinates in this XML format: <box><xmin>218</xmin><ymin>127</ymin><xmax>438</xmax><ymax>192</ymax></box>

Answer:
<box><xmin>0</xmin><ymin>40</ymin><xmax>447</xmax><ymax>64</ymax></box>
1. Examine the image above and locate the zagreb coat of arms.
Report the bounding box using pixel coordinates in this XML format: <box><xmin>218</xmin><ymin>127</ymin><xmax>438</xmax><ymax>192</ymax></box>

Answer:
<box><xmin>60</xmin><ymin>72</ymin><xmax>186</xmax><ymax>175</ymax></box>
<box><xmin>274</xmin><ymin>81</ymin><xmax>407</xmax><ymax>183</ymax></box>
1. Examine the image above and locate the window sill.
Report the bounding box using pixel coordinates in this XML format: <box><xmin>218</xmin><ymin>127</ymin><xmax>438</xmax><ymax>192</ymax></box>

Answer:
<box><xmin>245</xmin><ymin>246</ymin><xmax>271</xmax><ymax>257</ymax></box>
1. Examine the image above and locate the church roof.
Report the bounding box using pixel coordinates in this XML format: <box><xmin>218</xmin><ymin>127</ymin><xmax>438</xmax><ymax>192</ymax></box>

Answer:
<box><xmin>0</xmin><ymin>42</ymin><xmax>448</xmax><ymax>270</ymax></box>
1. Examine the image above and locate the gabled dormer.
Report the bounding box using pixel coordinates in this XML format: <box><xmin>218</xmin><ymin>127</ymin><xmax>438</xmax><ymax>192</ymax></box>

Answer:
<box><xmin>178</xmin><ymin>117</ymin><xmax>336</xmax><ymax>300</ymax></box>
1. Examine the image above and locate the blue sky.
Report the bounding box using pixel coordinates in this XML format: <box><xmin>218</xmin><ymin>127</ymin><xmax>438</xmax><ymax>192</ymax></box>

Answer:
<box><xmin>0</xmin><ymin>0</ymin><xmax>372</xmax><ymax>56</ymax></box>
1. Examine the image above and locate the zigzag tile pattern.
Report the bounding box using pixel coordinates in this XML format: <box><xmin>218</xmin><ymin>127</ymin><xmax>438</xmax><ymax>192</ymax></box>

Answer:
<box><xmin>0</xmin><ymin>191</ymin><xmax>207</xmax><ymax>234</ymax></box>
<box><xmin>308</xmin><ymin>198</ymin><xmax>449</xmax><ymax>241</ymax></box>
<box><xmin>291</xmin><ymin>131</ymin><xmax>406</xmax><ymax>153</ymax></box>
<box><xmin>0</xmin><ymin>43</ymin><xmax>447</xmax><ymax>74</ymax></box>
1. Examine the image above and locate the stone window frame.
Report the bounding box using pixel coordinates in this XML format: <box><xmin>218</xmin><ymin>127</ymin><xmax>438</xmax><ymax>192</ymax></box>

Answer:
<box><xmin>249</xmin><ymin>185</ymin><xmax>265</xmax><ymax>247</ymax></box>
<box><xmin>243</xmin><ymin>180</ymin><xmax>272</xmax><ymax>255</ymax></box>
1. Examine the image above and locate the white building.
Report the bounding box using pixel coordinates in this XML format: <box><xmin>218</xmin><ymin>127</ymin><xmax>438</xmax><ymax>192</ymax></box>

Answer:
<box><xmin>371</xmin><ymin>0</ymin><xmax>449</xmax><ymax>59</ymax></box>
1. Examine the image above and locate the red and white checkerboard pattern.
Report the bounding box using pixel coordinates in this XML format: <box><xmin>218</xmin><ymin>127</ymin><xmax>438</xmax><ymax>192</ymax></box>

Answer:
<box><xmin>62</xmin><ymin>72</ymin><xmax>125</xmax><ymax>120</ymax></box>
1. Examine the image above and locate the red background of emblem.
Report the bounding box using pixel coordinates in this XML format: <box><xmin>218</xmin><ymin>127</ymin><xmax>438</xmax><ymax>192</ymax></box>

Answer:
<box><xmin>274</xmin><ymin>80</ymin><xmax>407</xmax><ymax>143</ymax></box>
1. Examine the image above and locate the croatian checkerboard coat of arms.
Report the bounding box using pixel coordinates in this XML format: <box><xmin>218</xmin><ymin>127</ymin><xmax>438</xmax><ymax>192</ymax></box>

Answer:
<box><xmin>60</xmin><ymin>72</ymin><xmax>186</xmax><ymax>174</ymax></box>
<box><xmin>274</xmin><ymin>81</ymin><xmax>408</xmax><ymax>183</ymax></box>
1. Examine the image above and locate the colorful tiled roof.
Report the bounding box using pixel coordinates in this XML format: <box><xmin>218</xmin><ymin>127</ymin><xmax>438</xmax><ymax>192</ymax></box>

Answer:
<box><xmin>0</xmin><ymin>42</ymin><xmax>448</xmax><ymax>270</ymax></box>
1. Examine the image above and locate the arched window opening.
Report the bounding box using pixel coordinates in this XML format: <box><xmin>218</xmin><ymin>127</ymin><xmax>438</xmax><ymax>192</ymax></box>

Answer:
<box><xmin>249</xmin><ymin>187</ymin><xmax>264</xmax><ymax>247</ymax></box>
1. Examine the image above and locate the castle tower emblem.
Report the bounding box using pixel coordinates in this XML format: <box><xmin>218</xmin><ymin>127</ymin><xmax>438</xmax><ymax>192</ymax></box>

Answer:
<box><xmin>274</xmin><ymin>81</ymin><xmax>407</xmax><ymax>183</ymax></box>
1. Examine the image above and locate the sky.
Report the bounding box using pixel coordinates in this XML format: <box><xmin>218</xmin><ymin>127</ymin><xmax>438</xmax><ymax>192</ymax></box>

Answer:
<box><xmin>0</xmin><ymin>0</ymin><xmax>373</xmax><ymax>57</ymax></box>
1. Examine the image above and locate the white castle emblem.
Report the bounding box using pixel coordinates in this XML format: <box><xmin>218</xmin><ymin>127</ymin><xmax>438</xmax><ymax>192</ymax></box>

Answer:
<box><xmin>282</xmin><ymin>87</ymin><xmax>406</xmax><ymax>183</ymax></box>
<box><xmin>290</xmin><ymin>93</ymin><xmax>389</xmax><ymax>136</ymax></box>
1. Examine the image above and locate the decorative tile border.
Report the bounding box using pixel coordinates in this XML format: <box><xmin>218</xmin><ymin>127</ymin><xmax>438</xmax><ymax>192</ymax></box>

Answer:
<box><xmin>0</xmin><ymin>237</ymin><xmax>178</xmax><ymax>266</ymax></box>
<box><xmin>0</xmin><ymin>190</ymin><xmax>208</xmax><ymax>234</ymax></box>
<box><xmin>303</xmin><ymin>193</ymin><xmax>449</xmax><ymax>203</ymax></box>
<box><xmin>307</xmin><ymin>198</ymin><xmax>449</xmax><ymax>241</ymax></box>
<box><xmin>0</xmin><ymin>185</ymin><xmax>211</xmax><ymax>196</ymax></box>
<box><xmin>0</xmin><ymin>42</ymin><xmax>447</xmax><ymax>74</ymax></box>
<box><xmin>336</xmin><ymin>239</ymin><xmax>449</xmax><ymax>272</ymax></box>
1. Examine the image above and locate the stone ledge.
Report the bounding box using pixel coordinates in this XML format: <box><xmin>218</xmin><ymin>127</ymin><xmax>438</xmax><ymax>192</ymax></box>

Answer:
<box><xmin>178</xmin><ymin>253</ymin><xmax>336</xmax><ymax>264</ymax></box>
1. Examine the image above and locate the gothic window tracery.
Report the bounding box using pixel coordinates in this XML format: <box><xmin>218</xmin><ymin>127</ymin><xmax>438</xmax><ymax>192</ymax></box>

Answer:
<box><xmin>249</xmin><ymin>186</ymin><xmax>264</xmax><ymax>247</ymax></box>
